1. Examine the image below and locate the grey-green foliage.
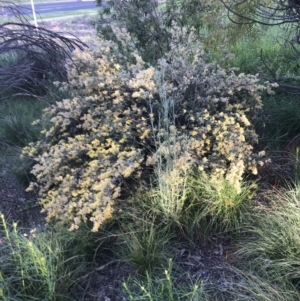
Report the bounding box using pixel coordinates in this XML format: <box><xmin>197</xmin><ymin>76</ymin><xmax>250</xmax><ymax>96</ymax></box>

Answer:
<box><xmin>96</xmin><ymin>0</ymin><xmax>220</xmax><ymax>64</ymax></box>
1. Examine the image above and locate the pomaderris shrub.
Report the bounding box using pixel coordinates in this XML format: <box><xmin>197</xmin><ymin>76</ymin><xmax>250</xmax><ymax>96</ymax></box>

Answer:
<box><xmin>23</xmin><ymin>24</ymin><xmax>276</xmax><ymax>231</ymax></box>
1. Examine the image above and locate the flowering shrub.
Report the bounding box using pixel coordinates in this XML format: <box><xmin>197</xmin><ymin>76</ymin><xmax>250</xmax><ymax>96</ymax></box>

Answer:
<box><xmin>150</xmin><ymin>26</ymin><xmax>277</xmax><ymax>192</ymax></box>
<box><xmin>23</xmin><ymin>40</ymin><xmax>157</xmax><ymax>231</ymax></box>
<box><xmin>23</xmin><ymin>26</ymin><xmax>276</xmax><ymax>231</ymax></box>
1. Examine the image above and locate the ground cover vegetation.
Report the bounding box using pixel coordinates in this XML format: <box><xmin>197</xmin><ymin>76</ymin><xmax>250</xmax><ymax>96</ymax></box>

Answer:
<box><xmin>1</xmin><ymin>0</ymin><xmax>300</xmax><ymax>300</ymax></box>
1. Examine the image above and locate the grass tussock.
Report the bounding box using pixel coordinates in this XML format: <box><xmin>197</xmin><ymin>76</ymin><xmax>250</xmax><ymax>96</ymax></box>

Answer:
<box><xmin>0</xmin><ymin>214</ymin><xmax>86</xmax><ymax>301</ymax></box>
<box><xmin>232</xmin><ymin>184</ymin><xmax>300</xmax><ymax>289</ymax></box>
<box><xmin>184</xmin><ymin>172</ymin><xmax>256</xmax><ymax>234</ymax></box>
<box><xmin>0</xmin><ymin>98</ymin><xmax>46</xmax><ymax>147</ymax></box>
<box><xmin>119</xmin><ymin>219</ymin><xmax>173</xmax><ymax>274</ymax></box>
<box><xmin>123</xmin><ymin>259</ymin><xmax>207</xmax><ymax>301</ymax></box>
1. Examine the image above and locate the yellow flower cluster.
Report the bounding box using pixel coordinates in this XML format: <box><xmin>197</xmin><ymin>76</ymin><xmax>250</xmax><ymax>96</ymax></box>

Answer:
<box><xmin>23</xmin><ymin>38</ymin><xmax>155</xmax><ymax>232</ymax></box>
<box><xmin>153</xmin><ymin>25</ymin><xmax>277</xmax><ymax>193</ymax></box>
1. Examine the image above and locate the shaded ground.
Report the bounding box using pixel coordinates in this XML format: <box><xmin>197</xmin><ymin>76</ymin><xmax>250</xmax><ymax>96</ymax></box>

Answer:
<box><xmin>0</xmin><ymin>147</ymin><xmax>42</xmax><ymax>228</ymax></box>
<box><xmin>81</xmin><ymin>242</ymin><xmax>238</xmax><ymax>301</ymax></box>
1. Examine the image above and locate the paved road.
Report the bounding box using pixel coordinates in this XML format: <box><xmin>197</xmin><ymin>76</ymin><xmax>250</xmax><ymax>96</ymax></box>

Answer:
<box><xmin>19</xmin><ymin>1</ymin><xmax>98</xmax><ymax>15</ymax></box>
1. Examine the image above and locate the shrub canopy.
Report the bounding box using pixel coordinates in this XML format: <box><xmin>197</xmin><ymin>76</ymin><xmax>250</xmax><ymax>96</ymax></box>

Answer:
<box><xmin>23</xmin><ymin>26</ymin><xmax>276</xmax><ymax>231</ymax></box>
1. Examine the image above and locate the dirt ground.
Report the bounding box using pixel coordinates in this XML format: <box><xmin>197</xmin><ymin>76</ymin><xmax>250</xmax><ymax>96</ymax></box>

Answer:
<box><xmin>0</xmin><ymin>147</ymin><xmax>42</xmax><ymax>228</ymax></box>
